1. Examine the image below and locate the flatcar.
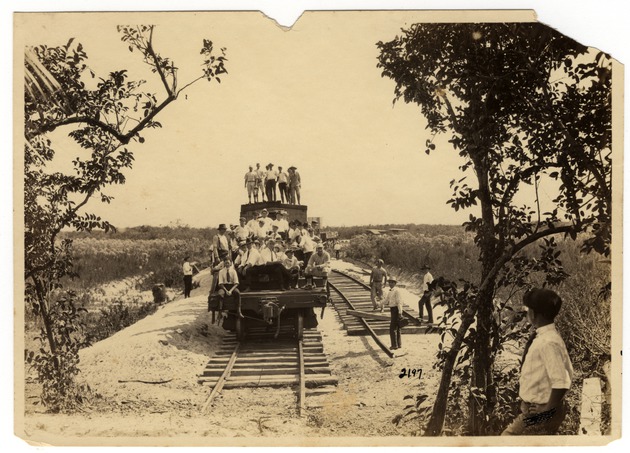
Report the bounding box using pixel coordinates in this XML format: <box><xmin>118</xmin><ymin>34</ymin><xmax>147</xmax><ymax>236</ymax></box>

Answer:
<box><xmin>207</xmin><ymin>201</ymin><xmax>329</xmax><ymax>340</ymax></box>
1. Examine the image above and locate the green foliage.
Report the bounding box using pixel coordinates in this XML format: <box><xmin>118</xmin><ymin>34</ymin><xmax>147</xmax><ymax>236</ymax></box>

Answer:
<box><xmin>377</xmin><ymin>22</ymin><xmax>612</xmax><ymax>435</ymax></box>
<box><xmin>24</xmin><ymin>25</ymin><xmax>227</xmax><ymax>412</ymax></box>
<box><xmin>345</xmin><ymin>232</ymin><xmax>479</xmax><ymax>282</ymax></box>
<box><xmin>25</xmin><ymin>291</ymin><xmax>92</xmax><ymax>412</ymax></box>
<box><xmin>63</xmin><ymin>236</ymin><xmax>211</xmax><ymax>290</ymax></box>
<box><xmin>82</xmin><ymin>299</ymin><xmax>158</xmax><ymax>344</ymax></box>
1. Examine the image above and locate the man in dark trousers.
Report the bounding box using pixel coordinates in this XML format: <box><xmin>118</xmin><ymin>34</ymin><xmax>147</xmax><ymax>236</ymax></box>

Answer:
<box><xmin>182</xmin><ymin>256</ymin><xmax>193</xmax><ymax>298</ymax></box>
<box><xmin>502</xmin><ymin>288</ymin><xmax>573</xmax><ymax>435</ymax></box>
<box><xmin>418</xmin><ymin>264</ymin><xmax>434</xmax><ymax>325</ymax></box>
<box><xmin>383</xmin><ymin>276</ymin><xmax>403</xmax><ymax>350</ymax></box>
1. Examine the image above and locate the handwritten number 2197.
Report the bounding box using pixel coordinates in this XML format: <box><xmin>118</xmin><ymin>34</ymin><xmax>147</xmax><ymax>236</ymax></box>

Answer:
<box><xmin>399</xmin><ymin>368</ymin><xmax>423</xmax><ymax>379</ymax></box>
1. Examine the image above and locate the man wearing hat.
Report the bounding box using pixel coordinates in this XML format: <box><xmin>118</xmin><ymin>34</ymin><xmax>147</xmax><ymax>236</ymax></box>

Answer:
<box><xmin>216</xmin><ymin>255</ymin><xmax>243</xmax><ymax>319</ymax></box>
<box><xmin>273</xmin><ymin>211</ymin><xmax>290</xmax><ymax>238</ymax></box>
<box><xmin>288</xmin><ymin>166</ymin><xmax>301</xmax><ymax>205</ymax></box>
<box><xmin>265</xmin><ymin>163</ymin><xmax>278</xmax><ymax>202</ymax></box>
<box><xmin>370</xmin><ymin>259</ymin><xmax>388</xmax><ymax>311</ymax></box>
<box><xmin>250</xmin><ymin>215</ymin><xmax>265</xmax><ymax>240</ymax></box>
<box><xmin>255</xmin><ymin>163</ymin><xmax>265</xmax><ymax>202</ymax></box>
<box><xmin>234</xmin><ymin>217</ymin><xmax>252</xmax><ymax>243</ymax></box>
<box><xmin>502</xmin><ymin>288</ymin><xmax>573</xmax><ymax>435</ymax></box>
<box><xmin>384</xmin><ymin>276</ymin><xmax>404</xmax><ymax>350</ymax></box>
<box><xmin>418</xmin><ymin>264</ymin><xmax>435</xmax><ymax>324</ymax></box>
<box><xmin>233</xmin><ymin>240</ymin><xmax>248</xmax><ymax>269</ymax></box>
<box><xmin>236</xmin><ymin>238</ymin><xmax>263</xmax><ymax>290</ymax></box>
<box><xmin>277</xmin><ymin>166</ymin><xmax>289</xmax><ymax>203</ymax></box>
<box><xmin>260</xmin><ymin>208</ymin><xmax>273</xmax><ymax>229</ymax></box>
<box><xmin>212</xmin><ymin>224</ymin><xmax>232</xmax><ymax>264</ymax></box>
<box><xmin>281</xmin><ymin>247</ymin><xmax>302</xmax><ymax>288</ymax></box>
<box><xmin>244</xmin><ymin>165</ymin><xmax>258</xmax><ymax>203</ymax></box>
<box><xmin>304</xmin><ymin>243</ymin><xmax>331</xmax><ymax>288</ymax></box>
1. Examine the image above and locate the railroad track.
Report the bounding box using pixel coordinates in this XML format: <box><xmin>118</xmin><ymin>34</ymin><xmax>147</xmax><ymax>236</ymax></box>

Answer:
<box><xmin>328</xmin><ymin>269</ymin><xmax>430</xmax><ymax>345</ymax></box>
<box><xmin>199</xmin><ymin>325</ymin><xmax>337</xmax><ymax>415</ymax></box>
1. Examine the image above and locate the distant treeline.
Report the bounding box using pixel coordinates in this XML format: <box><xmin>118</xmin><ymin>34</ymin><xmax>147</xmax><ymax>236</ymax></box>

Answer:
<box><xmin>324</xmin><ymin>223</ymin><xmax>469</xmax><ymax>240</ymax></box>
<box><xmin>60</xmin><ymin>223</ymin><xmax>468</xmax><ymax>242</ymax></box>
<box><xmin>60</xmin><ymin>225</ymin><xmax>219</xmax><ymax>242</ymax></box>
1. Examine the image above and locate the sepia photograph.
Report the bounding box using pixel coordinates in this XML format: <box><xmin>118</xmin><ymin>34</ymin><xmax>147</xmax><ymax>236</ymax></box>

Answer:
<box><xmin>9</xmin><ymin>3</ymin><xmax>625</xmax><ymax>448</ymax></box>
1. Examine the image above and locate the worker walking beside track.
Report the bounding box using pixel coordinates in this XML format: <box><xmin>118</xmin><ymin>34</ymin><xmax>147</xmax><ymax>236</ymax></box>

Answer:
<box><xmin>369</xmin><ymin>259</ymin><xmax>388</xmax><ymax>311</ymax></box>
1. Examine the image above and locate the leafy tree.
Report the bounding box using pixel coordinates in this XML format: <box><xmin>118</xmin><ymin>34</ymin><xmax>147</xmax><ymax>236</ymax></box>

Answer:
<box><xmin>377</xmin><ymin>23</ymin><xmax>611</xmax><ymax>435</ymax></box>
<box><xmin>24</xmin><ymin>25</ymin><xmax>227</xmax><ymax>411</ymax></box>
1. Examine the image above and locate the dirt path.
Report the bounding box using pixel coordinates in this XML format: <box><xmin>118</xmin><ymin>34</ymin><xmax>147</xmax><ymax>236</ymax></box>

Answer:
<box><xmin>21</xmin><ymin>261</ymin><xmax>442</xmax><ymax>445</ymax></box>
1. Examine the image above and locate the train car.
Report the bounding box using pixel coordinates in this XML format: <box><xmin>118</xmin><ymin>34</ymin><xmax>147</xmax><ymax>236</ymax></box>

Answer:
<box><xmin>208</xmin><ymin>201</ymin><xmax>329</xmax><ymax>340</ymax></box>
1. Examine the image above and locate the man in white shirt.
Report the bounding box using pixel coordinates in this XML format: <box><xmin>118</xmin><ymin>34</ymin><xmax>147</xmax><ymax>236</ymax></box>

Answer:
<box><xmin>264</xmin><ymin>164</ymin><xmax>278</xmax><ymax>202</ymax></box>
<box><xmin>277</xmin><ymin>166</ymin><xmax>289</xmax><ymax>203</ymax></box>
<box><xmin>299</xmin><ymin>233</ymin><xmax>315</xmax><ymax>269</ymax></box>
<box><xmin>234</xmin><ymin>217</ymin><xmax>251</xmax><ymax>243</ymax></box>
<box><xmin>281</xmin><ymin>248</ymin><xmax>301</xmax><ymax>289</ymax></box>
<box><xmin>238</xmin><ymin>239</ymin><xmax>263</xmax><ymax>275</ymax></box>
<box><xmin>244</xmin><ymin>165</ymin><xmax>258</xmax><ymax>203</ymax></box>
<box><xmin>260</xmin><ymin>239</ymin><xmax>282</xmax><ymax>264</ymax></box>
<box><xmin>255</xmin><ymin>163</ymin><xmax>265</xmax><ymax>202</ymax></box>
<box><xmin>260</xmin><ymin>208</ymin><xmax>273</xmax><ymax>230</ymax></box>
<box><xmin>182</xmin><ymin>256</ymin><xmax>193</xmax><ymax>298</ymax></box>
<box><xmin>217</xmin><ymin>256</ymin><xmax>243</xmax><ymax>318</ymax></box>
<box><xmin>502</xmin><ymin>288</ymin><xmax>573</xmax><ymax>435</ymax></box>
<box><xmin>212</xmin><ymin>224</ymin><xmax>231</xmax><ymax>263</ymax></box>
<box><xmin>384</xmin><ymin>277</ymin><xmax>404</xmax><ymax>350</ymax></box>
<box><xmin>273</xmin><ymin>211</ymin><xmax>290</xmax><ymax>237</ymax></box>
<box><xmin>288</xmin><ymin>166</ymin><xmax>301</xmax><ymax>205</ymax></box>
<box><xmin>418</xmin><ymin>265</ymin><xmax>435</xmax><ymax>325</ymax></box>
<box><xmin>305</xmin><ymin>244</ymin><xmax>331</xmax><ymax>288</ymax></box>
<box><xmin>253</xmin><ymin>216</ymin><xmax>270</xmax><ymax>241</ymax></box>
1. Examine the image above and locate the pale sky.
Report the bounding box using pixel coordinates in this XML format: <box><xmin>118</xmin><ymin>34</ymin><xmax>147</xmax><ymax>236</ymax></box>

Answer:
<box><xmin>16</xmin><ymin>10</ymin><xmax>537</xmax><ymax>229</ymax></box>
<box><xmin>14</xmin><ymin>8</ymin><xmax>617</xmax><ymax>229</ymax></box>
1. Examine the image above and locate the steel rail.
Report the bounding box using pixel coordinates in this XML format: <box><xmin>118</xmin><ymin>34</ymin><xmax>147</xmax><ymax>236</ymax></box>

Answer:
<box><xmin>201</xmin><ymin>342</ymin><xmax>240</xmax><ymax>413</ymax></box>
<box><xmin>331</xmin><ymin>269</ymin><xmax>421</xmax><ymax>325</ymax></box>
<box><xmin>327</xmin><ymin>278</ymin><xmax>395</xmax><ymax>358</ymax></box>
<box><xmin>298</xmin><ymin>340</ymin><xmax>306</xmax><ymax>417</ymax></box>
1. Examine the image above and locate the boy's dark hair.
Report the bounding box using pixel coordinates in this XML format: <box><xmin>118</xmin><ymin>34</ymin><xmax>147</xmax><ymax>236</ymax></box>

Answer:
<box><xmin>523</xmin><ymin>288</ymin><xmax>563</xmax><ymax>320</ymax></box>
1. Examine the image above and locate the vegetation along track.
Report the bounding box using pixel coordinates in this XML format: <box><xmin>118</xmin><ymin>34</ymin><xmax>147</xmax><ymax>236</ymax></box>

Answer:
<box><xmin>199</xmin><ymin>325</ymin><xmax>337</xmax><ymax>416</ymax></box>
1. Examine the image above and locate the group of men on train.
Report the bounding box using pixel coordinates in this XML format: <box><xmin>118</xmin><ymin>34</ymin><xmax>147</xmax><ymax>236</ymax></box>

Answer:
<box><xmin>207</xmin><ymin>209</ymin><xmax>330</xmax><ymax>318</ymax></box>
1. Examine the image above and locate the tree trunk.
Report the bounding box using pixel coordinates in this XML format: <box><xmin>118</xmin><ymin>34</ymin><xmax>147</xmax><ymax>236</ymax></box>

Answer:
<box><xmin>468</xmin><ymin>153</ymin><xmax>498</xmax><ymax>435</ymax></box>
<box><xmin>468</xmin><ymin>284</ymin><xmax>495</xmax><ymax>435</ymax></box>
<box><xmin>33</xmin><ymin>277</ymin><xmax>59</xmax><ymax>371</ymax></box>
<box><xmin>424</xmin><ymin>314</ymin><xmax>475</xmax><ymax>436</ymax></box>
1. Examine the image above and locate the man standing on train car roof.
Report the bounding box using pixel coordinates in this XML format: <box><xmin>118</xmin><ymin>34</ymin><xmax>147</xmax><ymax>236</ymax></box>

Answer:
<box><xmin>255</xmin><ymin>163</ymin><xmax>265</xmax><ymax>202</ymax></box>
<box><xmin>265</xmin><ymin>163</ymin><xmax>278</xmax><ymax>202</ymax></box>
<box><xmin>277</xmin><ymin>166</ymin><xmax>289</xmax><ymax>203</ymax></box>
<box><xmin>217</xmin><ymin>256</ymin><xmax>243</xmax><ymax>318</ymax></box>
<box><xmin>288</xmin><ymin>166</ymin><xmax>301</xmax><ymax>205</ymax></box>
<box><xmin>244</xmin><ymin>165</ymin><xmax>257</xmax><ymax>203</ymax></box>
<box><xmin>212</xmin><ymin>224</ymin><xmax>231</xmax><ymax>264</ymax></box>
